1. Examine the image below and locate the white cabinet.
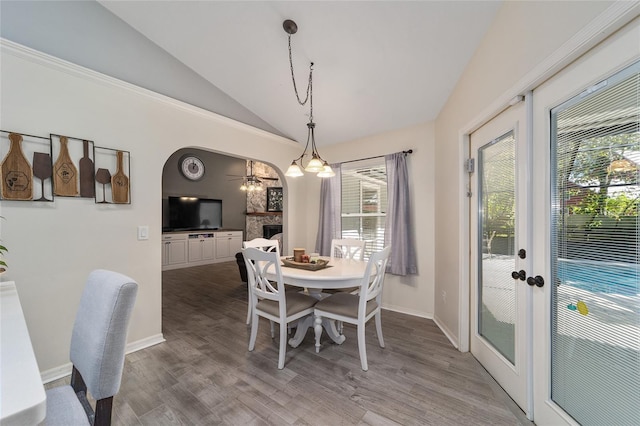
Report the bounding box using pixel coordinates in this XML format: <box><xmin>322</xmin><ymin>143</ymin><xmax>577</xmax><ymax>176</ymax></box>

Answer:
<box><xmin>215</xmin><ymin>231</ymin><xmax>243</xmax><ymax>261</ymax></box>
<box><xmin>162</xmin><ymin>233</ymin><xmax>188</xmax><ymax>270</ymax></box>
<box><xmin>188</xmin><ymin>233</ymin><xmax>215</xmax><ymax>265</ymax></box>
<box><xmin>162</xmin><ymin>230</ymin><xmax>243</xmax><ymax>270</ymax></box>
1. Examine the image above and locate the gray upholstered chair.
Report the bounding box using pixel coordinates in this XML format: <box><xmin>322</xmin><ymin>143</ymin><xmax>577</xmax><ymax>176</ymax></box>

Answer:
<box><xmin>313</xmin><ymin>246</ymin><xmax>391</xmax><ymax>371</ymax></box>
<box><xmin>243</xmin><ymin>247</ymin><xmax>317</xmax><ymax>369</ymax></box>
<box><xmin>45</xmin><ymin>270</ymin><xmax>138</xmax><ymax>426</ymax></box>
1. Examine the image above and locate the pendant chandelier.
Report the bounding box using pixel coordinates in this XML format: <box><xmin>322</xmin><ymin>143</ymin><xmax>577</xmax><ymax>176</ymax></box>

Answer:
<box><xmin>240</xmin><ymin>161</ymin><xmax>264</xmax><ymax>192</ymax></box>
<box><xmin>283</xmin><ymin>19</ymin><xmax>334</xmax><ymax>178</ymax></box>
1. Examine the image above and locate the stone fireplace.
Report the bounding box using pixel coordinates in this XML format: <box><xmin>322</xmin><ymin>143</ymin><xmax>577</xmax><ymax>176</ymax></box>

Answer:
<box><xmin>245</xmin><ymin>161</ymin><xmax>283</xmax><ymax>241</ymax></box>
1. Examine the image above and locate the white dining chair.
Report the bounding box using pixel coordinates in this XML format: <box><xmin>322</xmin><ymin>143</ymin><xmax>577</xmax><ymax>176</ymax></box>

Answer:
<box><xmin>243</xmin><ymin>247</ymin><xmax>318</xmax><ymax>369</ymax></box>
<box><xmin>330</xmin><ymin>238</ymin><xmax>366</xmax><ymax>260</ymax></box>
<box><xmin>242</xmin><ymin>238</ymin><xmax>280</xmax><ymax>325</ymax></box>
<box><xmin>329</xmin><ymin>238</ymin><xmax>366</xmax><ymax>301</ymax></box>
<box><xmin>45</xmin><ymin>270</ymin><xmax>138</xmax><ymax>426</ymax></box>
<box><xmin>313</xmin><ymin>245</ymin><xmax>391</xmax><ymax>371</ymax></box>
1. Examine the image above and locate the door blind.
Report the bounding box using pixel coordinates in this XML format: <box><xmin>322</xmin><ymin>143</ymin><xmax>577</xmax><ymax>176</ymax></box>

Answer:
<box><xmin>550</xmin><ymin>61</ymin><xmax>639</xmax><ymax>426</ymax></box>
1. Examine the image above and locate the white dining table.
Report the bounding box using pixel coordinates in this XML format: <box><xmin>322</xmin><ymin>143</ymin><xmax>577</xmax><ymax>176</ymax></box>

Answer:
<box><xmin>1</xmin><ymin>281</ymin><xmax>47</xmax><ymax>426</ymax></box>
<box><xmin>266</xmin><ymin>257</ymin><xmax>371</xmax><ymax>350</ymax></box>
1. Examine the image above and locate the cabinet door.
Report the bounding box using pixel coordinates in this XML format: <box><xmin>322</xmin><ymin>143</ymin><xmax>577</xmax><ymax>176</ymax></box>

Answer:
<box><xmin>167</xmin><ymin>240</ymin><xmax>187</xmax><ymax>265</ymax></box>
<box><xmin>188</xmin><ymin>239</ymin><xmax>203</xmax><ymax>262</ymax></box>
<box><xmin>202</xmin><ymin>238</ymin><xmax>215</xmax><ymax>260</ymax></box>
<box><xmin>229</xmin><ymin>236</ymin><xmax>242</xmax><ymax>257</ymax></box>
<box><xmin>215</xmin><ymin>237</ymin><xmax>230</xmax><ymax>259</ymax></box>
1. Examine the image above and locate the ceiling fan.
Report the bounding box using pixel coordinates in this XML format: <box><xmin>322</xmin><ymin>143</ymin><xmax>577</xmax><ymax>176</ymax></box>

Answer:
<box><xmin>227</xmin><ymin>160</ymin><xmax>279</xmax><ymax>191</ymax></box>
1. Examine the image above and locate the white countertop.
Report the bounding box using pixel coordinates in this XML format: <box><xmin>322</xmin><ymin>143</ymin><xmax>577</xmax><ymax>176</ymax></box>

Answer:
<box><xmin>1</xmin><ymin>281</ymin><xmax>47</xmax><ymax>425</ymax></box>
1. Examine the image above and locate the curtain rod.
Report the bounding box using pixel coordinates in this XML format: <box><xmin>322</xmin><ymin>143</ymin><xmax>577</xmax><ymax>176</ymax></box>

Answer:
<box><xmin>339</xmin><ymin>149</ymin><xmax>413</xmax><ymax>165</ymax></box>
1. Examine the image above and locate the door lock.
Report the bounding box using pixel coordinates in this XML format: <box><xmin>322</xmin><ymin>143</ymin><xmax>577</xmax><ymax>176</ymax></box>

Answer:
<box><xmin>518</xmin><ymin>249</ymin><xmax>526</xmax><ymax>259</ymax></box>
<box><xmin>527</xmin><ymin>275</ymin><xmax>545</xmax><ymax>287</ymax></box>
<box><xmin>511</xmin><ymin>270</ymin><xmax>526</xmax><ymax>281</ymax></box>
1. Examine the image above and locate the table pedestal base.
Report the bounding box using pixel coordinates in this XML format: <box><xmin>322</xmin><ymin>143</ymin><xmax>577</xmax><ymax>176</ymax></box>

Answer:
<box><xmin>288</xmin><ymin>314</ymin><xmax>345</xmax><ymax>349</ymax></box>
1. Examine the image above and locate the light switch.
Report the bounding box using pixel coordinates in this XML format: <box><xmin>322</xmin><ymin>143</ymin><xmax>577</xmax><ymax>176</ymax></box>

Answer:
<box><xmin>137</xmin><ymin>225</ymin><xmax>149</xmax><ymax>241</ymax></box>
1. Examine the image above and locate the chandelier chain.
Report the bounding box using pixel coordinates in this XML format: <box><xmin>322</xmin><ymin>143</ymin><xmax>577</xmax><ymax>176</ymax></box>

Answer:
<box><xmin>288</xmin><ymin>34</ymin><xmax>313</xmax><ymax>112</ymax></box>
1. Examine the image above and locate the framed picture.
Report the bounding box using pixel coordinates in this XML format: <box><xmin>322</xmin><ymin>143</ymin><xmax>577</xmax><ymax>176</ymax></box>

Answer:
<box><xmin>266</xmin><ymin>186</ymin><xmax>283</xmax><ymax>212</ymax></box>
<box><xmin>94</xmin><ymin>147</ymin><xmax>131</xmax><ymax>204</ymax></box>
<box><xmin>50</xmin><ymin>134</ymin><xmax>95</xmax><ymax>198</ymax></box>
<box><xmin>0</xmin><ymin>130</ymin><xmax>54</xmax><ymax>202</ymax></box>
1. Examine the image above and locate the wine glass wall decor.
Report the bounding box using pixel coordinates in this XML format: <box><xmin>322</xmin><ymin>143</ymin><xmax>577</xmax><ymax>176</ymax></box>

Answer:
<box><xmin>1</xmin><ymin>130</ymin><xmax>132</xmax><ymax>206</ymax></box>
<box><xmin>93</xmin><ymin>147</ymin><xmax>130</xmax><ymax>204</ymax></box>
<box><xmin>49</xmin><ymin>134</ymin><xmax>95</xmax><ymax>198</ymax></box>
<box><xmin>0</xmin><ymin>130</ymin><xmax>53</xmax><ymax>202</ymax></box>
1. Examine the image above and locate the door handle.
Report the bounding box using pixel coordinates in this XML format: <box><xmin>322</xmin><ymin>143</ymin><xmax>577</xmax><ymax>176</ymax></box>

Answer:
<box><xmin>511</xmin><ymin>270</ymin><xmax>526</xmax><ymax>281</ymax></box>
<box><xmin>527</xmin><ymin>275</ymin><xmax>545</xmax><ymax>287</ymax></box>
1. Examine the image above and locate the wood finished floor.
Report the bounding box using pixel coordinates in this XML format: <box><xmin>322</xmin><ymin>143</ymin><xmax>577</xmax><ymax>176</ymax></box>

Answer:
<box><xmin>46</xmin><ymin>262</ymin><xmax>532</xmax><ymax>425</ymax></box>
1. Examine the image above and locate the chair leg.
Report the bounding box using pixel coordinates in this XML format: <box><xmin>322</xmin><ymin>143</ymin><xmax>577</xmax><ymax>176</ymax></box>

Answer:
<box><xmin>278</xmin><ymin>322</ymin><xmax>287</xmax><ymax>369</ymax></box>
<box><xmin>246</xmin><ymin>286</ymin><xmax>252</xmax><ymax>325</ymax></box>
<box><xmin>249</xmin><ymin>313</ymin><xmax>259</xmax><ymax>351</ymax></box>
<box><xmin>357</xmin><ymin>324</ymin><xmax>368</xmax><ymax>371</ymax></box>
<box><xmin>375</xmin><ymin>311</ymin><xmax>385</xmax><ymax>348</ymax></box>
<box><xmin>94</xmin><ymin>397</ymin><xmax>113</xmax><ymax>426</ymax></box>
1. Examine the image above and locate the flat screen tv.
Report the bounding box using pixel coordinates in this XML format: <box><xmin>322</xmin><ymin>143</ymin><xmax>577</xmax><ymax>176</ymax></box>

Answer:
<box><xmin>167</xmin><ymin>196</ymin><xmax>222</xmax><ymax>231</ymax></box>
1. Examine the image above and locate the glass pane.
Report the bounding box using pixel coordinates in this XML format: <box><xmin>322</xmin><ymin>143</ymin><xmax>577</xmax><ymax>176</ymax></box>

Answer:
<box><xmin>478</xmin><ymin>130</ymin><xmax>516</xmax><ymax>364</ymax></box>
<box><xmin>341</xmin><ymin>161</ymin><xmax>387</xmax><ymax>260</ymax></box>
<box><xmin>550</xmin><ymin>62</ymin><xmax>639</xmax><ymax>425</ymax></box>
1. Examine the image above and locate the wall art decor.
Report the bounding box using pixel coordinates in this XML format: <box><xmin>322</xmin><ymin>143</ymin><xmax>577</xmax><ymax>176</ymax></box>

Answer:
<box><xmin>50</xmin><ymin>134</ymin><xmax>95</xmax><ymax>198</ymax></box>
<box><xmin>266</xmin><ymin>186</ymin><xmax>283</xmax><ymax>212</ymax></box>
<box><xmin>94</xmin><ymin>147</ymin><xmax>130</xmax><ymax>204</ymax></box>
<box><xmin>0</xmin><ymin>130</ymin><xmax>53</xmax><ymax>202</ymax></box>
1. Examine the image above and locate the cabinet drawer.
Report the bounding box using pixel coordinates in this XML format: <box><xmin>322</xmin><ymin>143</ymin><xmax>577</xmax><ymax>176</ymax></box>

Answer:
<box><xmin>163</xmin><ymin>234</ymin><xmax>187</xmax><ymax>241</ymax></box>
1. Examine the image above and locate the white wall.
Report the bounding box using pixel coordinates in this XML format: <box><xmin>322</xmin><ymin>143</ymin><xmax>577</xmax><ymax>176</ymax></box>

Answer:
<box><xmin>0</xmin><ymin>40</ymin><xmax>309</xmax><ymax>375</ymax></box>
<box><xmin>318</xmin><ymin>122</ymin><xmax>436</xmax><ymax>318</ymax></box>
<box><xmin>433</xmin><ymin>1</ymin><xmax>618</xmax><ymax>347</ymax></box>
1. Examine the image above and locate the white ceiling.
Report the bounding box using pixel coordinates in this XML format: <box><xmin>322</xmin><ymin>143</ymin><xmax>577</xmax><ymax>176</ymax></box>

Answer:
<box><xmin>100</xmin><ymin>1</ymin><xmax>501</xmax><ymax>146</ymax></box>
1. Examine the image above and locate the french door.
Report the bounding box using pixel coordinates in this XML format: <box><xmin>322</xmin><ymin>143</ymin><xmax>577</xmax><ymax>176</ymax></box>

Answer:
<box><xmin>470</xmin><ymin>17</ymin><xmax>639</xmax><ymax>425</ymax></box>
<box><xmin>531</xmin><ymin>24</ymin><xmax>640</xmax><ymax>425</ymax></box>
<box><xmin>469</xmin><ymin>99</ymin><xmax>531</xmax><ymax>415</ymax></box>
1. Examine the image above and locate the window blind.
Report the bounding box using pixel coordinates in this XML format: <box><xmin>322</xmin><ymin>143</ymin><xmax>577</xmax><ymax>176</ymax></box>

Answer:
<box><xmin>341</xmin><ymin>159</ymin><xmax>387</xmax><ymax>259</ymax></box>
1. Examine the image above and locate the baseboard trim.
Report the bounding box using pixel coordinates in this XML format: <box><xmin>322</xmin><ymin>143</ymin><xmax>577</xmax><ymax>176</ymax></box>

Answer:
<box><xmin>125</xmin><ymin>333</ymin><xmax>166</xmax><ymax>355</ymax></box>
<box><xmin>433</xmin><ymin>315</ymin><xmax>460</xmax><ymax>350</ymax></box>
<box><xmin>41</xmin><ymin>333</ymin><xmax>165</xmax><ymax>384</ymax></box>
<box><xmin>381</xmin><ymin>304</ymin><xmax>433</xmax><ymax>320</ymax></box>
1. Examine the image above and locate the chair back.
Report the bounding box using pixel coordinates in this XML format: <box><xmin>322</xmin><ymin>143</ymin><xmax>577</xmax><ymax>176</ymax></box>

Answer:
<box><xmin>358</xmin><ymin>246</ymin><xmax>391</xmax><ymax>314</ymax></box>
<box><xmin>70</xmin><ymin>270</ymin><xmax>138</xmax><ymax>401</ymax></box>
<box><xmin>242</xmin><ymin>247</ymin><xmax>285</xmax><ymax>306</ymax></box>
<box><xmin>243</xmin><ymin>237</ymin><xmax>280</xmax><ymax>255</ymax></box>
<box><xmin>330</xmin><ymin>238</ymin><xmax>366</xmax><ymax>260</ymax></box>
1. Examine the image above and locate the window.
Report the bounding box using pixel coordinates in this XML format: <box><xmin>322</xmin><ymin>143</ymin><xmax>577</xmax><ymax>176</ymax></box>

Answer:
<box><xmin>341</xmin><ymin>159</ymin><xmax>387</xmax><ymax>259</ymax></box>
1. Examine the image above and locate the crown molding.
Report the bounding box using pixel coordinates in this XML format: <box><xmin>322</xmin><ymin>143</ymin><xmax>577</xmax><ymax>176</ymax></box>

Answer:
<box><xmin>0</xmin><ymin>38</ymin><xmax>297</xmax><ymax>147</ymax></box>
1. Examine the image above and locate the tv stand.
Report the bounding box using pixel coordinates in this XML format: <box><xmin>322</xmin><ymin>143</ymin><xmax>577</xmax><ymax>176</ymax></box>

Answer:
<box><xmin>162</xmin><ymin>230</ymin><xmax>242</xmax><ymax>270</ymax></box>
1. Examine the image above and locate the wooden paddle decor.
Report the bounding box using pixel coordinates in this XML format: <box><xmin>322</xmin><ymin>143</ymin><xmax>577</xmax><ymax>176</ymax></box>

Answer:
<box><xmin>111</xmin><ymin>150</ymin><xmax>129</xmax><ymax>203</ymax></box>
<box><xmin>53</xmin><ymin>136</ymin><xmax>79</xmax><ymax>196</ymax></box>
<box><xmin>79</xmin><ymin>140</ymin><xmax>95</xmax><ymax>198</ymax></box>
<box><xmin>0</xmin><ymin>133</ymin><xmax>33</xmax><ymax>200</ymax></box>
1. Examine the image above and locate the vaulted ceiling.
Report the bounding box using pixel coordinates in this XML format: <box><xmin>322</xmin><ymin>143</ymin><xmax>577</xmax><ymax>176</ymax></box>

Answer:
<box><xmin>99</xmin><ymin>1</ymin><xmax>501</xmax><ymax>146</ymax></box>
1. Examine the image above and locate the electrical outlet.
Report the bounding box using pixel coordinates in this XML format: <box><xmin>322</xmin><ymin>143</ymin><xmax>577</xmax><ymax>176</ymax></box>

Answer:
<box><xmin>442</xmin><ymin>290</ymin><xmax>447</xmax><ymax>302</ymax></box>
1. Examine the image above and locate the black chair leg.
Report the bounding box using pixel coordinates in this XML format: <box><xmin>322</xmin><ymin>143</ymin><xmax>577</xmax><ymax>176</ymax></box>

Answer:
<box><xmin>95</xmin><ymin>397</ymin><xmax>114</xmax><ymax>426</ymax></box>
